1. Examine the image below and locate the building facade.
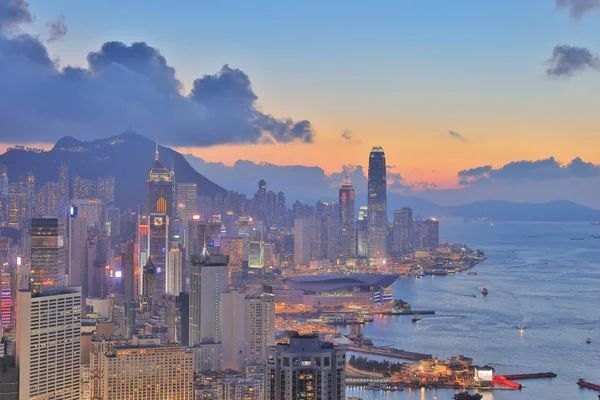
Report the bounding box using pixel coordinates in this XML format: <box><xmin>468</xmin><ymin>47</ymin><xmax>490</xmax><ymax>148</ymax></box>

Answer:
<box><xmin>367</xmin><ymin>146</ymin><xmax>387</xmax><ymax>259</ymax></box>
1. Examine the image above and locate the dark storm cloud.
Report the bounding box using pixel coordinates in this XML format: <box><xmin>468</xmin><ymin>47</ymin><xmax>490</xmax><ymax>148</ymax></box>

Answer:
<box><xmin>546</xmin><ymin>45</ymin><xmax>600</xmax><ymax>77</ymax></box>
<box><xmin>448</xmin><ymin>130</ymin><xmax>468</xmax><ymax>141</ymax></box>
<box><xmin>0</xmin><ymin>0</ymin><xmax>32</xmax><ymax>32</ymax></box>
<box><xmin>0</xmin><ymin>8</ymin><xmax>314</xmax><ymax>146</ymax></box>
<box><xmin>46</xmin><ymin>16</ymin><xmax>67</xmax><ymax>42</ymax></box>
<box><xmin>458</xmin><ymin>157</ymin><xmax>599</xmax><ymax>185</ymax></box>
<box><xmin>556</xmin><ymin>0</ymin><xmax>600</xmax><ymax>19</ymax></box>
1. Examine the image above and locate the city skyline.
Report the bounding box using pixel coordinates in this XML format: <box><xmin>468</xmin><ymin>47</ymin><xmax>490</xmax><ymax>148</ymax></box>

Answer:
<box><xmin>2</xmin><ymin>1</ymin><xmax>600</xmax><ymax>207</ymax></box>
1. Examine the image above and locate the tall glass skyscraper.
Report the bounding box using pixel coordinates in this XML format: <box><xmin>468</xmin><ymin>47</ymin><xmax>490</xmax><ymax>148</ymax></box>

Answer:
<box><xmin>367</xmin><ymin>146</ymin><xmax>387</xmax><ymax>259</ymax></box>
<box><xmin>147</xmin><ymin>144</ymin><xmax>174</xmax><ymax>222</ymax></box>
<box><xmin>339</xmin><ymin>178</ymin><xmax>356</xmax><ymax>258</ymax></box>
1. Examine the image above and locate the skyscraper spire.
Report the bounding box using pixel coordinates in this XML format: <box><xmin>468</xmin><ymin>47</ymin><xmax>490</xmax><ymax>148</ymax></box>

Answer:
<box><xmin>155</xmin><ymin>135</ymin><xmax>159</xmax><ymax>162</ymax></box>
<box><xmin>344</xmin><ymin>168</ymin><xmax>351</xmax><ymax>184</ymax></box>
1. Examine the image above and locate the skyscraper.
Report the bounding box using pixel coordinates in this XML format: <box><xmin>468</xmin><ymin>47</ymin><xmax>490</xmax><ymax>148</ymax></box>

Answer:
<box><xmin>189</xmin><ymin>255</ymin><xmax>229</xmax><ymax>345</ymax></box>
<box><xmin>177</xmin><ymin>182</ymin><xmax>198</xmax><ymax>227</ymax></box>
<box><xmin>147</xmin><ymin>144</ymin><xmax>175</xmax><ymax>227</ymax></box>
<box><xmin>422</xmin><ymin>218</ymin><xmax>440</xmax><ymax>250</ymax></box>
<box><xmin>122</xmin><ymin>240</ymin><xmax>136</xmax><ymax>301</ymax></box>
<box><xmin>142</xmin><ymin>257</ymin><xmax>157</xmax><ymax>299</ymax></box>
<box><xmin>245</xmin><ymin>292</ymin><xmax>275</xmax><ymax>363</ymax></box>
<box><xmin>29</xmin><ymin>217</ymin><xmax>66</xmax><ymax>290</ymax></box>
<box><xmin>148</xmin><ymin>213</ymin><xmax>168</xmax><ymax>295</ymax></box>
<box><xmin>356</xmin><ymin>206</ymin><xmax>368</xmax><ymax>258</ymax></box>
<box><xmin>253</xmin><ymin>179</ymin><xmax>267</xmax><ymax>224</ymax></box>
<box><xmin>167</xmin><ymin>243</ymin><xmax>183</xmax><ymax>295</ymax></box>
<box><xmin>58</xmin><ymin>163</ymin><xmax>69</xmax><ymax>216</ymax></box>
<box><xmin>26</xmin><ymin>171</ymin><xmax>36</xmax><ymax>219</ymax></box>
<box><xmin>17</xmin><ymin>286</ymin><xmax>82</xmax><ymax>400</ymax></box>
<box><xmin>67</xmin><ymin>205</ymin><xmax>88</xmax><ymax>287</ymax></box>
<box><xmin>0</xmin><ymin>266</ymin><xmax>12</xmax><ymax>331</ymax></box>
<box><xmin>392</xmin><ymin>207</ymin><xmax>413</xmax><ymax>254</ymax></box>
<box><xmin>293</xmin><ymin>218</ymin><xmax>310</xmax><ymax>266</ymax></box>
<box><xmin>367</xmin><ymin>146</ymin><xmax>387</xmax><ymax>259</ymax></box>
<box><xmin>265</xmin><ymin>335</ymin><xmax>346</xmax><ymax>400</ymax></box>
<box><xmin>339</xmin><ymin>177</ymin><xmax>356</xmax><ymax>258</ymax></box>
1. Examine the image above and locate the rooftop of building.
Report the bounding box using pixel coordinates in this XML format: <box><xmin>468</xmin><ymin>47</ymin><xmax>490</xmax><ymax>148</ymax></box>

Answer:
<box><xmin>274</xmin><ymin>334</ymin><xmax>338</xmax><ymax>353</ymax></box>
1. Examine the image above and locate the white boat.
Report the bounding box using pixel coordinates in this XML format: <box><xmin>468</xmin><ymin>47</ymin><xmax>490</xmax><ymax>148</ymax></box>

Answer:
<box><xmin>412</xmin><ymin>314</ymin><xmax>422</xmax><ymax>323</ymax></box>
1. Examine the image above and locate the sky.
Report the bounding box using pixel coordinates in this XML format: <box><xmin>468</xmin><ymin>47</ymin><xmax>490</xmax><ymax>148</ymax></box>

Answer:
<box><xmin>1</xmin><ymin>0</ymin><xmax>600</xmax><ymax>207</ymax></box>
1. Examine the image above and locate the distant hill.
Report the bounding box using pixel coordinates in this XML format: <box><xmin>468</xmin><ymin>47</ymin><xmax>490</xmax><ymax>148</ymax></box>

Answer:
<box><xmin>0</xmin><ymin>132</ymin><xmax>226</xmax><ymax>210</ymax></box>
<box><xmin>441</xmin><ymin>200</ymin><xmax>600</xmax><ymax>221</ymax></box>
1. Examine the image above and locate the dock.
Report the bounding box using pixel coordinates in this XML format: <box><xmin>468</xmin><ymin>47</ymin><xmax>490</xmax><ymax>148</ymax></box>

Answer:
<box><xmin>504</xmin><ymin>372</ymin><xmax>556</xmax><ymax>380</ymax></box>
<box><xmin>348</xmin><ymin>345</ymin><xmax>432</xmax><ymax>361</ymax></box>
<box><xmin>374</xmin><ymin>310</ymin><xmax>435</xmax><ymax>316</ymax></box>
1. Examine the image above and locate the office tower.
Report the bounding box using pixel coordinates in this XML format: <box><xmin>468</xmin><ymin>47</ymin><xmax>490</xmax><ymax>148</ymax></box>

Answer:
<box><xmin>248</xmin><ymin>241</ymin><xmax>264</xmax><ymax>269</ymax></box>
<box><xmin>189</xmin><ymin>256</ymin><xmax>229</xmax><ymax>345</ymax></box>
<box><xmin>91</xmin><ymin>260</ymin><xmax>108</xmax><ymax>298</ymax></box>
<box><xmin>356</xmin><ymin>206</ymin><xmax>368</xmax><ymax>257</ymax></box>
<box><xmin>26</xmin><ymin>172</ymin><xmax>36</xmax><ymax>219</ymax></box>
<box><xmin>105</xmin><ymin>207</ymin><xmax>120</xmax><ymax>237</ymax></box>
<box><xmin>367</xmin><ymin>147</ymin><xmax>388</xmax><ymax>260</ymax></box>
<box><xmin>220</xmin><ymin>291</ymin><xmax>246</xmax><ymax>370</ymax></box>
<box><xmin>0</xmin><ymin>266</ymin><xmax>12</xmax><ymax>331</ymax></box>
<box><xmin>147</xmin><ymin>144</ymin><xmax>174</xmax><ymax>222</ymax></box>
<box><xmin>177</xmin><ymin>292</ymin><xmax>190</xmax><ymax>346</ymax></box>
<box><xmin>280</xmin><ymin>234</ymin><xmax>294</xmax><ymax>267</ymax></box>
<box><xmin>37</xmin><ymin>181</ymin><xmax>57</xmax><ymax>217</ymax></box>
<box><xmin>57</xmin><ymin>163</ymin><xmax>69</xmax><ymax>216</ymax></box>
<box><xmin>276</xmin><ymin>191</ymin><xmax>286</xmax><ymax>226</ymax></box>
<box><xmin>122</xmin><ymin>240</ymin><xmax>136</xmax><ymax>301</ymax></box>
<box><xmin>68</xmin><ymin>206</ymin><xmax>88</xmax><ymax>287</ymax></box>
<box><xmin>245</xmin><ymin>292</ymin><xmax>275</xmax><ymax>362</ymax></box>
<box><xmin>177</xmin><ymin>183</ymin><xmax>198</xmax><ymax>224</ymax></box>
<box><xmin>167</xmin><ymin>243</ymin><xmax>183</xmax><ymax>295</ymax></box>
<box><xmin>265</xmin><ymin>190</ymin><xmax>276</xmax><ymax>226</ymax></box>
<box><xmin>7</xmin><ymin>184</ymin><xmax>26</xmax><ymax>230</ymax></box>
<box><xmin>148</xmin><ymin>213</ymin><xmax>168</xmax><ymax>295</ymax></box>
<box><xmin>392</xmin><ymin>207</ymin><xmax>414</xmax><ymax>254</ymax></box>
<box><xmin>97</xmin><ymin>176</ymin><xmax>115</xmax><ymax>205</ymax></box>
<box><xmin>142</xmin><ymin>257</ymin><xmax>157</xmax><ymax>299</ymax></box>
<box><xmin>16</xmin><ymin>286</ymin><xmax>81</xmax><ymax>400</ymax></box>
<box><xmin>265</xmin><ymin>335</ymin><xmax>346</xmax><ymax>400</ymax></box>
<box><xmin>423</xmin><ymin>218</ymin><xmax>439</xmax><ymax>250</ymax></box>
<box><xmin>310</xmin><ymin>212</ymin><xmax>338</xmax><ymax>261</ymax></box>
<box><xmin>253</xmin><ymin>179</ymin><xmax>267</xmax><ymax>223</ymax></box>
<box><xmin>293</xmin><ymin>218</ymin><xmax>310</xmax><ymax>265</ymax></box>
<box><xmin>29</xmin><ymin>217</ymin><xmax>66</xmax><ymax>290</ymax></box>
<box><xmin>100</xmin><ymin>336</ymin><xmax>194</xmax><ymax>400</ymax></box>
<box><xmin>339</xmin><ymin>178</ymin><xmax>356</xmax><ymax>259</ymax></box>
<box><xmin>70</xmin><ymin>199</ymin><xmax>103</xmax><ymax>230</ymax></box>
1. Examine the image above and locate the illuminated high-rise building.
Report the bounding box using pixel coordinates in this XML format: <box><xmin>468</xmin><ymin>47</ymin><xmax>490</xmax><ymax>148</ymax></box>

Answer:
<box><xmin>57</xmin><ymin>162</ymin><xmax>69</xmax><ymax>217</ymax></box>
<box><xmin>0</xmin><ymin>266</ymin><xmax>12</xmax><ymax>331</ymax></box>
<box><xmin>167</xmin><ymin>243</ymin><xmax>183</xmax><ymax>296</ymax></box>
<box><xmin>7</xmin><ymin>184</ymin><xmax>26</xmax><ymax>230</ymax></box>
<box><xmin>142</xmin><ymin>257</ymin><xmax>157</xmax><ymax>299</ymax></box>
<box><xmin>147</xmin><ymin>143</ymin><xmax>174</xmax><ymax>224</ymax></box>
<box><xmin>367</xmin><ymin>146</ymin><xmax>387</xmax><ymax>259</ymax></box>
<box><xmin>0</xmin><ymin>163</ymin><xmax>8</xmax><ymax>198</ymax></box>
<box><xmin>392</xmin><ymin>208</ymin><xmax>413</xmax><ymax>254</ymax></box>
<box><xmin>67</xmin><ymin>205</ymin><xmax>88</xmax><ymax>287</ymax></box>
<box><xmin>97</xmin><ymin>176</ymin><xmax>115</xmax><ymax>204</ymax></box>
<box><xmin>37</xmin><ymin>181</ymin><xmax>57</xmax><ymax>217</ymax></box>
<box><xmin>356</xmin><ymin>206</ymin><xmax>368</xmax><ymax>258</ymax></box>
<box><xmin>105</xmin><ymin>207</ymin><xmax>120</xmax><ymax>237</ymax></box>
<box><xmin>29</xmin><ymin>217</ymin><xmax>66</xmax><ymax>289</ymax></box>
<box><xmin>148</xmin><ymin>213</ymin><xmax>168</xmax><ymax>295</ymax></box>
<box><xmin>245</xmin><ymin>292</ymin><xmax>275</xmax><ymax>362</ymax></box>
<box><xmin>177</xmin><ymin>183</ymin><xmax>198</xmax><ymax>223</ymax></box>
<box><xmin>72</xmin><ymin>176</ymin><xmax>98</xmax><ymax>200</ymax></box>
<box><xmin>253</xmin><ymin>179</ymin><xmax>267</xmax><ymax>224</ymax></box>
<box><xmin>339</xmin><ymin>177</ymin><xmax>356</xmax><ymax>259</ymax></box>
<box><xmin>17</xmin><ymin>286</ymin><xmax>82</xmax><ymax>400</ymax></box>
<box><xmin>122</xmin><ymin>240</ymin><xmax>136</xmax><ymax>301</ymax></box>
<box><xmin>422</xmin><ymin>218</ymin><xmax>439</xmax><ymax>250</ymax></box>
<box><xmin>26</xmin><ymin>171</ymin><xmax>36</xmax><ymax>219</ymax></box>
<box><xmin>99</xmin><ymin>336</ymin><xmax>193</xmax><ymax>400</ymax></box>
<box><xmin>265</xmin><ymin>335</ymin><xmax>346</xmax><ymax>400</ymax></box>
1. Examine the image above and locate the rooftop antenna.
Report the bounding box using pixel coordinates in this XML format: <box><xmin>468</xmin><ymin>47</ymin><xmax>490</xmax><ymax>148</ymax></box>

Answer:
<box><xmin>154</xmin><ymin>134</ymin><xmax>159</xmax><ymax>162</ymax></box>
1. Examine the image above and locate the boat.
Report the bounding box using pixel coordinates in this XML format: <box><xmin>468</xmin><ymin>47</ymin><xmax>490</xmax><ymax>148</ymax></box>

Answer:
<box><xmin>591</xmin><ymin>221</ymin><xmax>600</xmax><ymax>225</ymax></box>
<box><xmin>587</xmin><ymin>338</ymin><xmax>592</xmax><ymax>344</ymax></box>
<box><xmin>453</xmin><ymin>392</ymin><xmax>483</xmax><ymax>400</ymax></box>
<box><xmin>481</xmin><ymin>288</ymin><xmax>488</xmax><ymax>296</ymax></box>
<box><xmin>526</xmin><ymin>234</ymin><xmax>541</xmax><ymax>238</ymax></box>
<box><xmin>412</xmin><ymin>314</ymin><xmax>422</xmax><ymax>322</ymax></box>
<box><xmin>468</xmin><ymin>272</ymin><xmax>478</xmax><ymax>276</ymax></box>
<box><xmin>519</xmin><ymin>325</ymin><xmax>525</xmax><ymax>333</ymax></box>
<box><xmin>571</xmin><ymin>237</ymin><xmax>585</xmax><ymax>241</ymax></box>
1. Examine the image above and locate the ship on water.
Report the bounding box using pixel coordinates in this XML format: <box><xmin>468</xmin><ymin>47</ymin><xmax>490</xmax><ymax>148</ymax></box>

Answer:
<box><xmin>481</xmin><ymin>288</ymin><xmax>488</xmax><ymax>296</ymax></box>
<box><xmin>412</xmin><ymin>314</ymin><xmax>422</xmax><ymax>323</ymax></box>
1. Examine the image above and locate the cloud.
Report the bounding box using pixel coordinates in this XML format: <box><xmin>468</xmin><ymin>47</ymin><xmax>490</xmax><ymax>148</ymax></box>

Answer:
<box><xmin>458</xmin><ymin>157</ymin><xmax>599</xmax><ymax>185</ymax></box>
<box><xmin>546</xmin><ymin>45</ymin><xmax>600</xmax><ymax>77</ymax></box>
<box><xmin>0</xmin><ymin>5</ymin><xmax>314</xmax><ymax>147</ymax></box>
<box><xmin>46</xmin><ymin>15</ymin><xmax>67</xmax><ymax>42</ymax></box>
<box><xmin>556</xmin><ymin>0</ymin><xmax>600</xmax><ymax>19</ymax></box>
<box><xmin>0</xmin><ymin>0</ymin><xmax>33</xmax><ymax>33</ymax></box>
<box><xmin>448</xmin><ymin>130</ymin><xmax>468</xmax><ymax>141</ymax></box>
<box><xmin>340</xmin><ymin>129</ymin><xmax>360</xmax><ymax>143</ymax></box>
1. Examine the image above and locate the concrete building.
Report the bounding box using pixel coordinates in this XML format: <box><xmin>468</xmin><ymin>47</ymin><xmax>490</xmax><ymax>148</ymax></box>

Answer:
<box><xmin>16</xmin><ymin>286</ymin><xmax>82</xmax><ymax>400</ymax></box>
<box><xmin>265</xmin><ymin>335</ymin><xmax>346</xmax><ymax>400</ymax></box>
<box><xmin>100</xmin><ymin>336</ymin><xmax>193</xmax><ymax>400</ymax></box>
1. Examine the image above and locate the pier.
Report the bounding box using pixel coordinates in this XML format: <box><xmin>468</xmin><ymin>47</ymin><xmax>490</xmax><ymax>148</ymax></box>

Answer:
<box><xmin>504</xmin><ymin>372</ymin><xmax>557</xmax><ymax>380</ymax></box>
<box><xmin>348</xmin><ymin>345</ymin><xmax>432</xmax><ymax>361</ymax></box>
<box><xmin>374</xmin><ymin>310</ymin><xmax>435</xmax><ymax>316</ymax></box>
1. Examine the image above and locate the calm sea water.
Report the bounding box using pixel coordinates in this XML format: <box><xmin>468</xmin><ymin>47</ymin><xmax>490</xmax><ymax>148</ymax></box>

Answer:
<box><xmin>344</xmin><ymin>219</ymin><xmax>600</xmax><ymax>400</ymax></box>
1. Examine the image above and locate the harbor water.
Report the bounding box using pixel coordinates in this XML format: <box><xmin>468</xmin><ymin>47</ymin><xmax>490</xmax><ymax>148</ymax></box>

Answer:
<box><xmin>344</xmin><ymin>219</ymin><xmax>600</xmax><ymax>400</ymax></box>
